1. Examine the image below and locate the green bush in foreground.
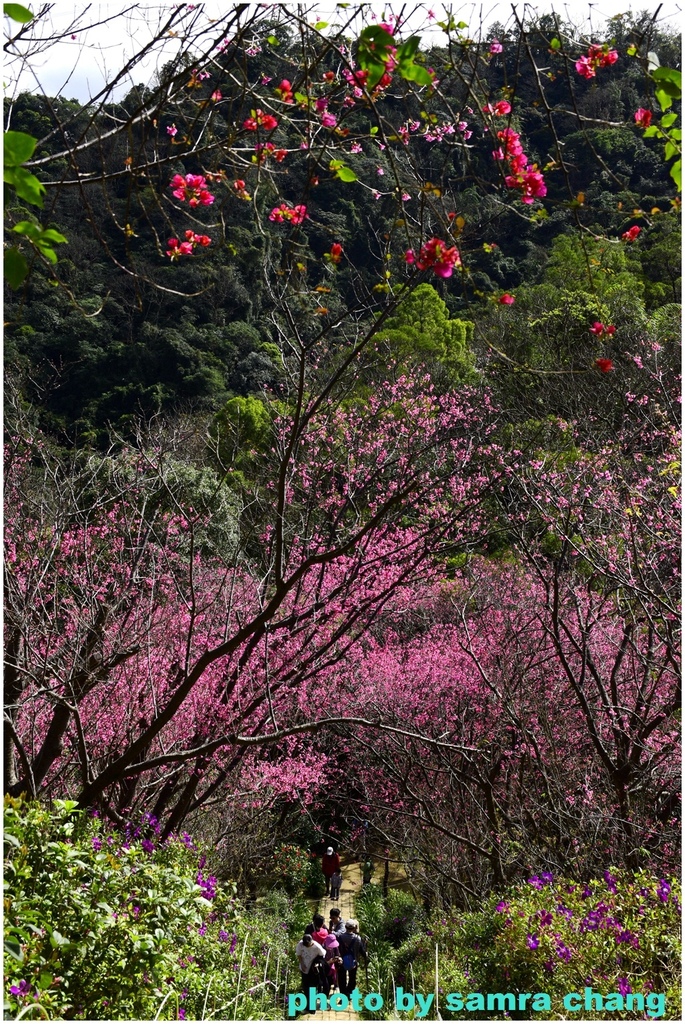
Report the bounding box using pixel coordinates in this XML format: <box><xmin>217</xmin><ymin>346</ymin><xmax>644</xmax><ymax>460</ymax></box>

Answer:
<box><xmin>395</xmin><ymin>869</ymin><xmax>681</xmax><ymax>1020</ymax></box>
<box><xmin>3</xmin><ymin>798</ymin><xmax>295</xmax><ymax>1020</ymax></box>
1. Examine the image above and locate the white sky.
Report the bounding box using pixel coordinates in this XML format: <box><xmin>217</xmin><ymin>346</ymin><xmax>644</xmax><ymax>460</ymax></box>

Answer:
<box><xmin>3</xmin><ymin>2</ymin><xmax>682</xmax><ymax>106</ymax></box>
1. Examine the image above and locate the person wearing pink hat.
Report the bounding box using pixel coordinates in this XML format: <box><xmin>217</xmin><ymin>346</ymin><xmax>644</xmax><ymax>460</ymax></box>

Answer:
<box><xmin>323</xmin><ymin>933</ymin><xmax>341</xmax><ymax>993</ymax></box>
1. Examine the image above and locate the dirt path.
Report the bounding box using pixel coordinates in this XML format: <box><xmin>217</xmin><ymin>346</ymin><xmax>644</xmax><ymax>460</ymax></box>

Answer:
<box><xmin>307</xmin><ymin>857</ymin><xmax>363</xmax><ymax>1022</ymax></box>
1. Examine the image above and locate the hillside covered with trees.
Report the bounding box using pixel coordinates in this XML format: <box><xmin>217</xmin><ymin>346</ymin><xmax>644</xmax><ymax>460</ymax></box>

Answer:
<box><xmin>4</xmin><ymin>3</ymin><xmax>681</xmax><ymax>1019</ymax></box>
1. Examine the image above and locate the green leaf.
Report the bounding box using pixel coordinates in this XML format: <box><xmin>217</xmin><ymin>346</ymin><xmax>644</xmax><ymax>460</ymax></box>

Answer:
<box><xmin>3</xmin><ymin>832</ymin><xmax>21</xmax><ymax>847</ymax></box>
<box><xmin>357</xmin><ymin>24</ymin><xmax>396</xmax><ymax>87</ymax></box>
<box><xmin>329</xmin><ymin>160</ymin><xmax>357</xmax><ymax>182</ymax></box>
<box><xmin>396</xmin><ymin>36</ymin><xmax>421</xmax><ymax>62</ymax></box>
<box><xmin>3</xmin><ymin>3</ymin><xmax>33</xmax><ymax>23</ymax></box>
<box><xmin>50</xmin><ymin>930</ymin><xmax>70</xmax><ymax>947</ymax></box>
<box><xmin>4</xmin><ymin>248</ymin><xmax>29</xmax><ymax>289</ymax></box>
<box><xmin>11</xmin><ymin>218</ymin><xmax>42</xmax><ymax>239</ymax></box>
<box><xmin>11</xmin><ymin>219</ymin><xmax>68</xmax><ymax>263</ymax></box>
<box><xmin>314</xmin><ymin>21</ymin><xmax>328</xmax><ymax>29</ymax></box>
<box><xmin>550</xmin><ymin>38</ymin><xmax>561</xmax><ymax>51</ymax></box>
<box><xmin>661</xmin><ymin>112</ymin><xmax>678</xmax><ymax>128</ymax></box>
<box><xmin>664</xmin><ymin>140</ymin><xmax>679</xmax><ymax>161</ymax></box>
<box><xmin>4</xmin><ymin>165</ymin><xmax>45</xmax><ymax>206</ymax></box>
<box><xmin>669</xmin><ymin>158</ymin><xmax>681</xmax><ymax>191</ymax></box>
<box><xmin>655</xmin><ymin>88</ymin><xmax>673</xmax><ymax>112</ymax></box>
<box><xmin>3</xmin><ymin>938</ymin><xmax>24</xmax><ymax>961</ymax></box>
<box><xmin>337</xmin><ymin>165</ymin><xmax>357</xmax><ymax>182</ymax></box>
<box><xmin>4</xmin><ymin>129</ymin><xmax>37</xmax><ymax>165</ymax></box>
<box><xmin>37</xmin><ymin>227</ymin><xmax>67</xmax><ymax>244</ymax></box>
<box><xmin>399</xmin><ymin>63</ymin><xmax>433</xmax><ymax>87</ymax></box>
<box><xmin>266</xmin><ymin>34</ymin><xmax>279</xmax><ymax>45</ymax></box>
<box><xmin>642</xmin><ymin>125</ymin><xmax>660</xmax><ymax>138</ymax></box>
<box><xmin>653</xmin><ymin>66</ymin><xmax>682</xmax><ymax>91</ymax></box>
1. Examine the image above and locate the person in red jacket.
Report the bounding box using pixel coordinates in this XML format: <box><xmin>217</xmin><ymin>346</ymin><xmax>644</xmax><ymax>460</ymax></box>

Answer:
<box><xmin>321</xmin><ymin>846</ymin><xmax>340</xmax><ymax>896</ymax></box>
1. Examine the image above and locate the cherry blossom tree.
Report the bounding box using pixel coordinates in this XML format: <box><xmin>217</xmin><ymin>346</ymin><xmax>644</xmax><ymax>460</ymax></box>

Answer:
<box><xmin>4</xmin><ymin>373</ymin><xmax>500</xmax><ymax>832</ymax></box>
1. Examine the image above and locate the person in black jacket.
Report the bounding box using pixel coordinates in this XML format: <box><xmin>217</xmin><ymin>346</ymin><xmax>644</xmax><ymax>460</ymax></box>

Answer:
<box><xmin>336</xmin><ymin>919</ymin><xmax>366</xmax><ymax>997</ymax></box>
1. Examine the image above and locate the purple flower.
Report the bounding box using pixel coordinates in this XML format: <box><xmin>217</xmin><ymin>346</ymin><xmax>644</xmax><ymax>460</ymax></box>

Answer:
<box><xmin>617</xmin><ymin>977</ymin><xmax>632</xmax><ymax>996</ymax></box>
<box><xmin>526</xmin><ymin>933</ymin><xmax>539</xmax><ymax>950</ymax></box>
<box><xmin>141</xmin><ymin>839</ymin><xmax>155</xmax><ymax>854</ymax></box>
<box><xmin>10</xmin><ymin>981</ymin><xmax>30</xmax><ymax>997</ymax></box>
<box><xmin>527</xmin><ymin>875</ymin><xmax>544</xmax><ymax>890</ymax></box>
<box><xmin>604</xmin><ymin>870</ymin><xmax>618</xmax><ymax>893</ymax></box>
<box><xmin>538</xmin><ymin>910</ymin><xmax>553</xmax><ymax>927</ymax></box>
<box><xmin>556</xmin><ymin>941</ymin><xmax>572</xmax><ymax>962</ymax></box>
<box><xmin>495</xmin><ymin>901</ymin><xmax>510</xmax><ymax>912</ymax></box>
<box><xmin>616</xmin><ymin>930</ymin><xmax>639</xmax><ymax>948</ymax></box>
<box><xmin>92</xmin><ymin>836</ymin><xmax>103</xmax><ymax>851</ymax></box>
<box><xmin>657</xmin><ymin>879</ymin><xmax>671</xmax><ymax>903</ymax></box>
<box><xmin>543</xmin><ymin>959</ymin><xmax>555</xmax><ymax>973</ymax></box>
<box><xmin>218</xmin><ymin>930</ymin><xmax>229</xmax><ymax>942</ymax></box>
<box><xmin>541</xmin><ymin>871</ymin><xmax>554</xmax><ymax>884</ymax></box>
<box><xmin>556</xmin><ymin>904</ymin><xmax>573</xmax><ymax>921</ymax></box>
<box><xmin>229</xmin><ymin>933</ymin><xmax>238</xmax><ymax>954</ymax></box>
<box><xmin>178</xmin><ymin>1010</ymin><xmax>186</xmax><ymax>1021</ymax></box>
<box><xmin>198</xmin><ymin>924</ymin><xmax>207</xmax><ymax>937</ymax></box>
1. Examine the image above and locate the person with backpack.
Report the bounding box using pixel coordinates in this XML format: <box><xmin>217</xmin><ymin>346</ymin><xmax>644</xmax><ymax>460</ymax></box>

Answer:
<box><xmin>337</xmin><ymin>919</ymin><xmax>366</xmax><ymax>997</ymax></box>
<box><xmin>321</xmin><ymin>846</ymin><xmax>340</xmax><ymax>896</ymax></box>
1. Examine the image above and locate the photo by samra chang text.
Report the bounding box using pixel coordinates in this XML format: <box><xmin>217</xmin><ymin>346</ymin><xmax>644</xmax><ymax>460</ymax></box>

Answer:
<box><xmin>287</xmin><ymin>985</ymin><xmax>667</xmax><ymax>1018</ymax></box>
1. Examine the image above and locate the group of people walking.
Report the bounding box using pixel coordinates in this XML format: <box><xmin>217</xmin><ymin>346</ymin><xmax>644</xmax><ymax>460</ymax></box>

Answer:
<box><xmin>295</xmin><ymin>910</ymin><xmax>366</xmax><ymax>1000</ymax></box>
<box><xmin>294</xmin><ymin>848</ymin><xmax>367</xmax><ymax>1005</ymax></box>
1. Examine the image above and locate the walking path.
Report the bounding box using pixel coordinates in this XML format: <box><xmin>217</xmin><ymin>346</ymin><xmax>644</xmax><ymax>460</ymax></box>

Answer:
<box><xmin>308</xmin><ymin>857</ymin><xmax>362</xmax><ymax>1022</ymax></box>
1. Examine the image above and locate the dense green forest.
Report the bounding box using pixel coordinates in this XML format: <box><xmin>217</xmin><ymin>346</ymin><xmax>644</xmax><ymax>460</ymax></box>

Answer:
<box><xmin>4</xmin><ymin>3</ymin><xmax>681</xmax><ymax>1020</ymax></box>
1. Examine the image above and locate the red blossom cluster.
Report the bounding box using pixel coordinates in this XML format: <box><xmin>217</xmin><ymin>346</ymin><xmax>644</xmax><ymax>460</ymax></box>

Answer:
<box><xmin>254</xmin><ymin>142</ymin><xmax>288</xmax><ymax>163</ymax></box>
<box><xmin>268</xmin><ymin>203</ymin><xmax>307</xmax><ymax>224</ymax></box>
<box><xmin>595</xmin><ymin>357</ymin><xmax>614</xmax><ymax>372</ymax></box>
<box><xmin>326</xmin><ymin>243</ymin><xmax>343</xmax><ymax>264</ymax></box>
<box><xmin>589</xmin><ymin>321</ymin><xmax>616</xmax><ymax>338</ymax></box>
<box><xmin>499</xmin><ymin>293</ymin><xmax>515</xmax><ymax>304</ymax></box>
<box><xmin>622</xmin><ymin>225</ymin><xmax>641</xmax><ymax>242</ymax></box>
<box><xmin>169</xmin><ymin>173</ymin><xmax>215</xmax><ymax>206</ymax></box>
<box><xmin>483</xmin><ymin>99</ymin><xmax>512</xmax><ymax>116</ymax></box>
<box><xmin>232</xmin><ymin>179</ymin><xmax>251</xmax><ymax>200</ymax></box>
<box><xmin>166</xmin><ymin>230</ymin><xmax>211</xmax><ymax>260</ymax></box>
<box><xmin>405</xmin><ymin>237</ymin><xmax>461</xmax><ymax>278</ymax></box>
<box><xmin>634</xmin><ymin>108</ymin><xmax>653</xmax><ymax>128</ymax></box>
<box><xmin>242</xmin><ymin>108</ymin><xmax>279</xmax><ymax>131</ymax></box>
<box><xmin>274</xmin><ymin>79</ymin><xmax>294</xmax><ymax>103</ymax></box>
<box><xmin>575</xmin><ymin>44</ymin><xmax>618</xmax><ymax>79</ymax></box>
<box><xmin>492</xmin><ymin>126</ymin><xmax>547</xmax><ymax>204</ymax></box>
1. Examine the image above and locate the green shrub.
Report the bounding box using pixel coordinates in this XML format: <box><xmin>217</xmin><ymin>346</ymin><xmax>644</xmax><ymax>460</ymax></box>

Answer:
<box><xmin>270</xmin><ymin>843</ymin><xmax>312</xmax><ymax>895</ymax></box>
<box><xmin>400</xmin><ymin>869</ymin><xmax>681</xmax><ymax>1020</ymax></box>
<box><xmin>3</xmin><ymin>798</ymin><xmax>293</xmax><ymax>1020</ymax></box>
<box><xmin>305</xmin><ymin>857</ymin><xmax>326</xmax><ymax>899</ymax></box>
